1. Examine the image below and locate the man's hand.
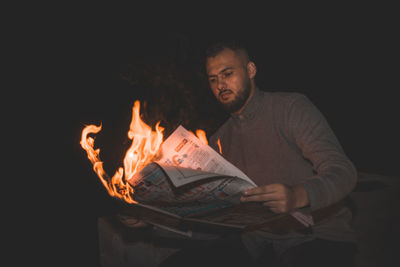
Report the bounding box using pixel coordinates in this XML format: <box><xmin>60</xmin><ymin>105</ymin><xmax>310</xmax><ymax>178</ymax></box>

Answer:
<box><xmin>117</xmin><ymin>214</ymin><xmax>148</xmax><ymax>228</ymax></box>
<box><xmin>240</xmin><ymin>183</ymin><xmax>309</xmax><ymax>213</ymax></box>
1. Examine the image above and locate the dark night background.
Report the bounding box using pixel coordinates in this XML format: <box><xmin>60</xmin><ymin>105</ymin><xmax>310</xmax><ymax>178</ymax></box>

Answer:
<box><xmin>27</xmin><ymin>13</ymin><xmax>398</xmax><ymax>266</ymax></box>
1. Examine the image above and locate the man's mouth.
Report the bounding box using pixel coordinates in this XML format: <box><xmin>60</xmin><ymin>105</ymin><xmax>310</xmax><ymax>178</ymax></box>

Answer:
<box><xmin>219</xmin><ymin>90</ymin><xmax>233</xmax><ymax>101</ymax></box>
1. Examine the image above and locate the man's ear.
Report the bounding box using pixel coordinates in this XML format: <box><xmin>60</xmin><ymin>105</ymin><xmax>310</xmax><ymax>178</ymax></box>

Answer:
<box><xmin>247</xmin><ymin>61</ymin><xmax>257</xmax><ymax>79</ymax></box>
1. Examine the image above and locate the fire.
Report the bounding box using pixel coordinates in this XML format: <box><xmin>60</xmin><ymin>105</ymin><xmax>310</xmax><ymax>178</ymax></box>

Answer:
<box><xmin>196</xmin><ymin>129</ymin><xmax>223</xmax><ymax>154</ymax></box>
<box><xmin>124</xmin><ymin>101</ymin><xmax>164</xmax><ymax>183</ymax></box>
<box><xmin>80</xmin><ymin>100</ymin><xmax>210</xmax><ymax>204</ymax></box>
<box><xmin>195</xmin><ymin>129</ymin><xmax>208</xmax><ymax>145</ymax></box>
<box><xmin>217</xmin><ymin>138</ymin><xmax>222</xmax><ymax>154</ymax></box>
<box><xmin>80</xmin><ymin>100</ymin><xmax>164</xmax><ymax>204</ymax></box>
<box><xmin>193</xmin><ymin>130</ymin><xmax>222</xmax><ymax>154</ymax></box>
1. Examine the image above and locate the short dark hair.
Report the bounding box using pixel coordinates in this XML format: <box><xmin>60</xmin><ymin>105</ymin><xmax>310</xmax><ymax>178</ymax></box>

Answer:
<box><xmin>205</xmin><ymin>40</ymin><xmax>250</xmax><ymax>60</ymax></box>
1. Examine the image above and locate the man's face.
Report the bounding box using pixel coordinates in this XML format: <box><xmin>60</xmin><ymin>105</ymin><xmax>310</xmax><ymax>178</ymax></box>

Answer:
<box><xmin>206</xmin><ymin>48</ymin><xmax>253</xmax><ymax>114</ymax></box>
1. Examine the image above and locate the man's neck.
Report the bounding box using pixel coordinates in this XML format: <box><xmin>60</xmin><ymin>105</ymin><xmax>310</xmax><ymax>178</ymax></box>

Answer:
<box><xmin>232</xmin><ymin>85</ymin><xmax>256</xmax><ymax>115</ymax></box>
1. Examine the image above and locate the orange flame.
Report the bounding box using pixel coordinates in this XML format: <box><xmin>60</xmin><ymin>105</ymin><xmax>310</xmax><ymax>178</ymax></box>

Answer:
<box><xmin>80</xmin><ymin>100</ymin><xmax>164</xmax><ymax>204</ymax></box>
<box><xmin>195</xmin><ymin>129</ymin><xmax>208</xmax><ymax>145</ymax></box>
<box><xmin>217</xmin><ymin>138</ymin><xmax>222</xmax><ymax>154</ymax></box>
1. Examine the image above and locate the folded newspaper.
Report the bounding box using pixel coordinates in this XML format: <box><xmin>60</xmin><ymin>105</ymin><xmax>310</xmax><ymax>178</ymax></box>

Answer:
<box><xmin>122</xmin><ymin>125</ymin><xmax>313</xmax><ymax>235</ymax></box>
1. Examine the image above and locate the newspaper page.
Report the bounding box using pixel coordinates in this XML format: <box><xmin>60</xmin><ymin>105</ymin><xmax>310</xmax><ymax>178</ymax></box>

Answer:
<box><xmin>156</xmin><ymin>125</ymin><xmax>256</xmax><ymax>187</ymax></box>
<box><xmin>128</xmin><ymin>162</ymin><xmax>252</xmax><ymax>217</ymax></box>
<box><xmin>127</xmin><ymin>125</ymin><xmax>313</xmax><ymax>228</ymax></box>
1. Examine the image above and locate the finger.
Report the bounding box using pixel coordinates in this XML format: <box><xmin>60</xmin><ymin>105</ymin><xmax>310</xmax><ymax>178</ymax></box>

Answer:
<box><xmin>120</xmin><ymin>217</ymin><xmax>140</xmax><ymax>224</ymax></box>
<box><xmin>121</xmin><ymin>218</ymin><xmax>148</xmax><ymax>228</ymax></box>
<box><xmin>117</xmin><ymin>214</ymin><xmax>147</xmax><ymax>227</ymax></box>
<box><xmin>244</xmin><ymin>185</ymin><xmax>277</xmax><ymax>196</ymax></box>
<box><xmin>241</xmin><ymin>192</ymin><xmax>281</xmax><ymax>202</ymax></box>
<box><xmin>130</xmin><ymin>220</ymin><xmax>148</xmax><ymax>228</ymax></box>
<box><xmin>120</xmin><ymin>217</ymin><xmax>138</xmax><ymax>224</ymax></box>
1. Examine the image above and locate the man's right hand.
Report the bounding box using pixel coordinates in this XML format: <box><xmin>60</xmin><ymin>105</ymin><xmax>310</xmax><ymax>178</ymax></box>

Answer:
<box><xmin>240</xmin><ymin>183</ymin><xmax>309</xmax><ymax>214</ymax></box>
<box><xmin>117</xmin><ymin>214</ymin><xmax>148</xmax><ymax>228</ymax></box>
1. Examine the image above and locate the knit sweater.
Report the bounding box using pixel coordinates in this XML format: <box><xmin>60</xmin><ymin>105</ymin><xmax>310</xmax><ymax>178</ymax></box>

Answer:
<box><xmin>209</xmin><ymin>87</ymin><xmax>357</xmax><ymax>242</ymax></box>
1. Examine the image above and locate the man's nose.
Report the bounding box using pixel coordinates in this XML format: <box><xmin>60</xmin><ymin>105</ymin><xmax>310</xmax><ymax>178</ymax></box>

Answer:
<box><xmin>217</xmin><ymin>77</ymin><xmax>226</xmax><ymax>91</ymax></box>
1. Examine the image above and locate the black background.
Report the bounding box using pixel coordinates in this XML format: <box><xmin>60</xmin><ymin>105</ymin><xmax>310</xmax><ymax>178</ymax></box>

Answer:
<box><xmin>21</xmin><ymin>10</ymin><xmax>398</xmax><ymax>266</ymax></box>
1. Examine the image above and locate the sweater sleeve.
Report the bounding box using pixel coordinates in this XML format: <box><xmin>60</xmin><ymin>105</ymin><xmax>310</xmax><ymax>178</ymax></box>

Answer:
<box><xmin>286</xmin><ymin>94</ymin><xmax>357</xmax><ymax>211</ymax></box>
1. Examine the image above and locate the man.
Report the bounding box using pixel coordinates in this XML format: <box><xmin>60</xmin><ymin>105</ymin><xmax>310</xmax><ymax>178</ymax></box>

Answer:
<box><xmin>159</xmin><ymin>41</ymin><xmax>358</xmax><ymax>267</ymax></box>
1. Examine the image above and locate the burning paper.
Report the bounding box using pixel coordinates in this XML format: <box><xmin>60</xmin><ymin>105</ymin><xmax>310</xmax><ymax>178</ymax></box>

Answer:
<box><xmin>80</xmin><ymin>100</ymin><xmax>207</xmax><ymax>204</ymax></box>
<box><xmin>80</xmin><ymin>100</ymin><xmax>164</xmax><ymax>203</ymax></box>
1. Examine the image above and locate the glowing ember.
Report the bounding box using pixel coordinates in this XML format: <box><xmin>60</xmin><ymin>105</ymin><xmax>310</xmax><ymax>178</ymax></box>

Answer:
<box><xmin>80</xmin><ymin>100</ymin><xmax>209</xmax><ymax>204</ymax></box>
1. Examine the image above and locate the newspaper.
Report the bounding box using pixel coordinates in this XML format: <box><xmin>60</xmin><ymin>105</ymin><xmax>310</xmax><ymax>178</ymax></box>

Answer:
<box><xmin>156</xmin><ymin>125</ymin><xmax>256</xmax><ymax>187</ymax></box>
<box><xmin>125</xmin><ymin>125</ymin><xmax>313</xmax><ymax>235</ymax></box>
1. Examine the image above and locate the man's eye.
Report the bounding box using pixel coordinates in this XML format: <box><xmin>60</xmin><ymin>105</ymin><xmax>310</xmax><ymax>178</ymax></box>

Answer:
<box><xmin>209</xmin><ymin>78</ymin><xmax>216</xmax><ymax>83</ymax></box>
<box><xmin>224</xmin><ymin>72</ymin><xmax>232</xmax><ymax>77</ymax></box>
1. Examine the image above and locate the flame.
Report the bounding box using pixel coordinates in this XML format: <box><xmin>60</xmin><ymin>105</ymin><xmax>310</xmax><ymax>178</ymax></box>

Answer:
<box><xmin>193</xmin><ymin>130</ymin><xmax>222</xmax><ymax>154</ymax></box>
<box><xmin>80</xmin><ymin>100</ymin><xmax>164</xmax><ymax>204</ymax></box>
<box><xmin>217</xmin><ymin>138</ymin><xmax>222</xmax><ymax>154</ymax></box>
<box><xmin>195</xmin><ymin>129</ymin><xmax>208</xmax><ymax>145</ymax></box>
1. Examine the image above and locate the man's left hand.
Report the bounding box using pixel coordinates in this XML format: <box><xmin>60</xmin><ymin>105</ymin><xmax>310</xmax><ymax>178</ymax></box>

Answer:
<box><xmin>240</xmin><ymin>183</ymin><xmax>309</xmax><ymax>213</ymax></box>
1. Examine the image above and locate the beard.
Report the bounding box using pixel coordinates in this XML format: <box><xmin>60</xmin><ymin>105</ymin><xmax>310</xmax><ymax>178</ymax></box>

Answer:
<box><xmin>219</xmin><ymin>80</ymin><xmax>252</xmax><ymax>114</ymax></box>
